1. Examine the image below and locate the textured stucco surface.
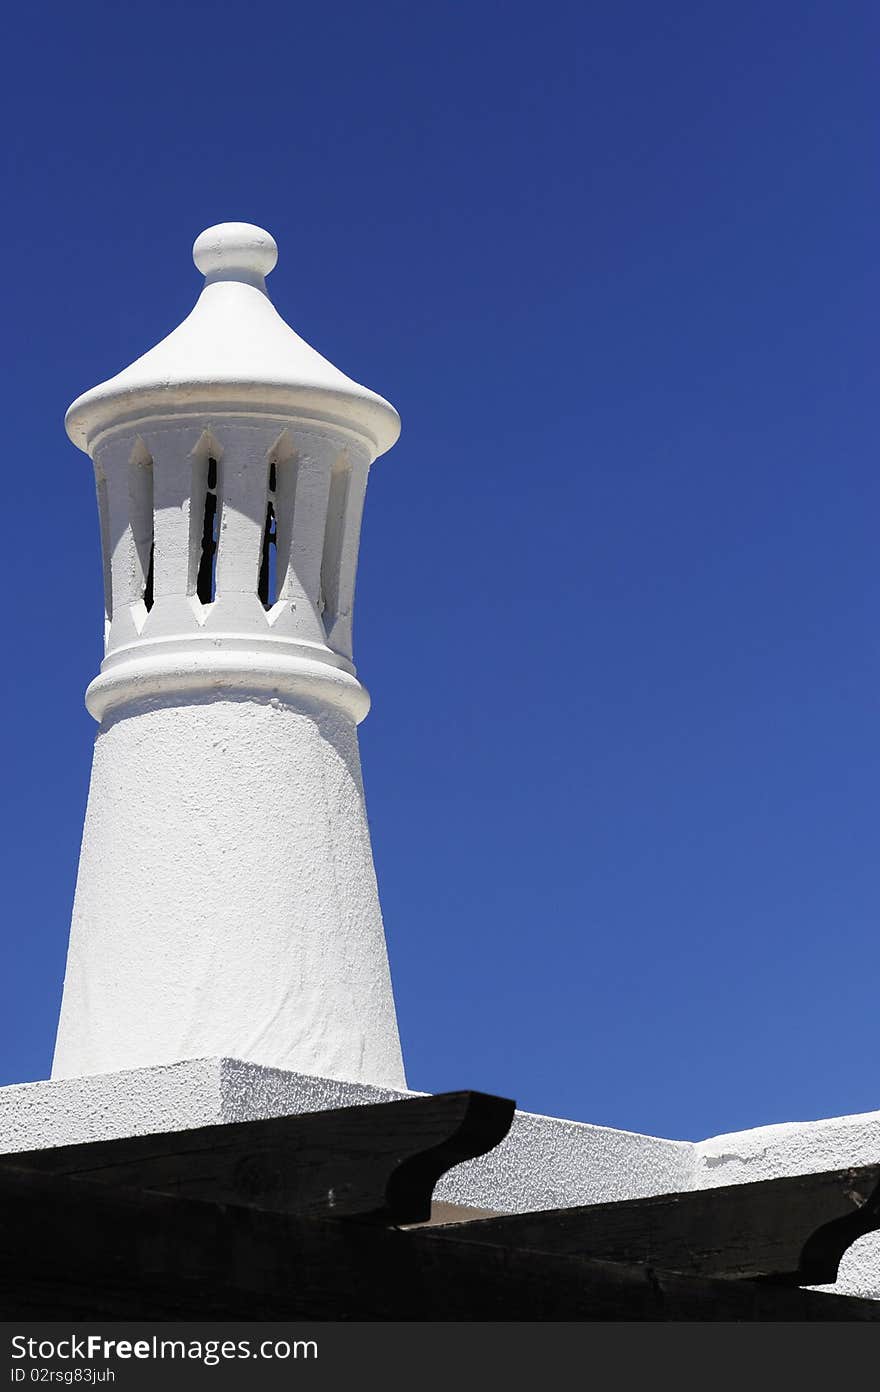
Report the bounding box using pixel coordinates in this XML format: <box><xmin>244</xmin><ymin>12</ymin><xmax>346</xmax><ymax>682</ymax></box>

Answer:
<box><xmin>4</xmin><ymin>1060</ymin><xmax>878</xmax><ymax>1298</ymax></box>
<box><xmin>53</xmin><ymin>700</ymin><xmax>406</xmax><ymax>1090</ymax></box>
<box><xmin>217</xmin><ymin>1059</ymin><xmax>692</xmax><ymax>1210</ymax></box>
<box><xmin>0</xmin><ymin>1059</ymin><xmax>225</xmax><ymax>1153</ymax></box>
<box><xmin>0</xmin><ymin>1059</ymin><xmax>689</xmax><ymax>1215</ymax></box>
<box><xmin>696</xmin><ymin>1111</ymin><xmax>880</xmax><ymax>1299</ymax></box>
<box><xmin>435</xmin><ymin>1106</ymin><xmax>692</xmax><ymax>1212</ymax></box>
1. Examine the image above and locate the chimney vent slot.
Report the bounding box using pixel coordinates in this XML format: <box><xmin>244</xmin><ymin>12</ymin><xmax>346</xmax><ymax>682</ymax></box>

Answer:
<box><xmin>258</xmin><ymin>458</ymin><xmax>279</xmax><ymax>609</ymax></box>
<box><xmin>128</xmin><ymin>449</ymin><xmax>155</xmax><ymax>612</ymax></box>
<box><xmin>193</xmin><ymin>455</ymin><xmax>220</xmax><ymax>604</ymax></box>
<box><xmin>95</xmin><ymin>468</ymin><xmax>113</xmax><ymax>625</ymax></box>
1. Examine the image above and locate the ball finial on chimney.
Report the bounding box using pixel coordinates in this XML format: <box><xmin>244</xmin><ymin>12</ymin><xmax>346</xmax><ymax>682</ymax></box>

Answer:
<box><xmin>192</xmin><ymin>221</ymin><xmax>279</xmax><ymax>281</ymax></box>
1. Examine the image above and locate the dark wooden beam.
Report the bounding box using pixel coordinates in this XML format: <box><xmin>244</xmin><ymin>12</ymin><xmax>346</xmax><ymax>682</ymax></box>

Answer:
<box><xmin>1</xmin><ymin>1166</ymin><xmax>879</xmax><ymax>1320</ymax></box>
<box><xmin>0</xmin><ymin>1091</ymin><xmax>514</xmax><ymax>1226</ymax></box>
<box><xmin>430</xmin><ymin>1164</ymin><xmax>880</xmax><ymax>1285</ymax></box>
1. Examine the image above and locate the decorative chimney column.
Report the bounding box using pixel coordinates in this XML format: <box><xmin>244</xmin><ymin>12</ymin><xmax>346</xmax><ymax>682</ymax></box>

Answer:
<box><xmin>52</xmin><ymin>223</ymin><xmax>407</xmax><ymax>1089</ymax></box>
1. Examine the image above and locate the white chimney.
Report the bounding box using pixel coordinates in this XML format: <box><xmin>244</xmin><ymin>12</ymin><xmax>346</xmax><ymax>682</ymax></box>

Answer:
<box><xmin>52</xmin><ymin>222</ymin><xmax>407</xmax><ymax>1090</ymax></box>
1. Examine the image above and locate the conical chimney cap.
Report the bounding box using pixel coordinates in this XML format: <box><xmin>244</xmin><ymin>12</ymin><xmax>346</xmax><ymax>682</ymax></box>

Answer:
<box><xmin>65</xmin><ymin>222</ymin><xmax>401</xmax><ymax>457</ymax></box>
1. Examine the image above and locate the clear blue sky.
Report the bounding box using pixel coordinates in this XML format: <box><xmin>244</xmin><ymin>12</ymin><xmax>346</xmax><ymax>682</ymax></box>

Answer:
<box><xmin>0</xmin><ymin>0</ymin><xmax>876</xmax><ymax>1142</ymax></box>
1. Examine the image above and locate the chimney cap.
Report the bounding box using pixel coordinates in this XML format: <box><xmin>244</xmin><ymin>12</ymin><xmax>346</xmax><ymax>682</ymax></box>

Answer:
<box><xmin>65</xmin><ymin>221</ymin><xmax>401</xmax><ymax>458</ymax></box>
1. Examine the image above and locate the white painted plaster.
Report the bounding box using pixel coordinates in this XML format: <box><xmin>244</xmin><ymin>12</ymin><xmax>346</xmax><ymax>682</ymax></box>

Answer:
<box><xmin>53</xmin><ymin>225</ymin><xmax>406</xmax><ymax>1088</ymax></box>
